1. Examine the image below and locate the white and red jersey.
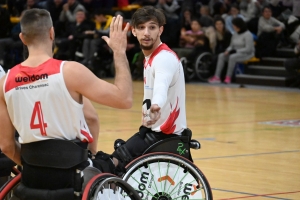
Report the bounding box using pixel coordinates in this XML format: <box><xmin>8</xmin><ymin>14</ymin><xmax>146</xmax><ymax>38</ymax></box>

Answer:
<box><xmin>3</xmin><ymin>58</ymin><xmax>93</xmax><ymax>144</ymax></box>
<box><xmin>142</xmin><ymin>43</ymin><xmax>186</xmax><ymax>135</ymax></box>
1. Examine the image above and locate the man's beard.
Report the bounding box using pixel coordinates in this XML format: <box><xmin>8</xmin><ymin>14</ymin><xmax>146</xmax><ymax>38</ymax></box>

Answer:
<box><xmin>140</xmin><ymin>43</ymin><xmax>154</xmax><ymax>50</ymax></box>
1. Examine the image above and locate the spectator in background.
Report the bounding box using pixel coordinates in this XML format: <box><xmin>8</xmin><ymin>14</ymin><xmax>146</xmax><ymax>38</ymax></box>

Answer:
<box><xmin>240</xmin><ymin>0</ymin><xmax>261</xmax><ymax>34</ymax></box>
<box><xmin>214</xmin><ymin>16</ymin><xmax>232</xmax><ymax>57</ymax></box>
<box><xmin>180</xmin><ymin>8</ymin><xmax>193</xmax><ymax>33</ymax></box>
<box><xmin>7</xmin><ymin>0</ymin><xmax>26</xmax><ymax>16</ymax></box>
<box><xmin>46</xmin><ymin>0</ymin><xmax>64</xmax><ymax>24</ymax></box>
<box><xmin>24</xmin><ymin>0</ymin><xmax>41</xmax><ymax>10</ymax></box>
<box><xmin>210</xmin><ymin>16</ymin><xmax>232</xmax><ymax>79</ymax></box>
<box><xmin>59</xmin><ymin>0</ymin><xmax>86</xmax><ymax>23</ymax></box>
<box><xmin>156</xmin><ymin>0</ymin><xmax>181</xmax><ymax>47</ymax></box>
<box><xmin>225</xmin><ymin>4</ymin><xmax>245</xmax><ymax>34</ymax></box>
<box><xmin>156</xmin><ymin>0</ymin><xmax>180</xmax><ymax>20</ymax></box>
<box><xmin>291</xmin><ymin>0</ymin><xmax>300</xmax><ymax>20</ymax></box>
<box><xmin>0</xmin><ymin>18</ymin><xmax>23</xmax><ymax>67</ymax></box>
<box><xmin>180</xmin><ymin>18</ymin><xmax>204</xmax><ymax>48</ymax></box>
<box><xmin>81</xmin><ymin>9</ymin><xmax>113</xmax><ymax>67</ymax></box>
<box><xmin>256</xmin><ymin>6</ymin><xmax>285</xmax><ymax>58</ymax></box>
<box><xmin>198</xmin><ymin>5</ymin><xmax>214</xmax><ymax>27</ymax></box>
<box><xmin>0</xmin><ymin>6</ymin><xmax>11</xmax><ymax>39</ymax></box>
<box><xmin>209</xmin><ymin>17</ymin><xmax>254</xmax><ymax>84</ymax></box>
<box><xmin>55</xmin><ymin>9</ymin><xmax>94</xmax><ymax>60</ymax></box>
<box><xmin>78</xmin><ymin>0</ymin><xmax>105</xmax><ymax>17</ymax></box>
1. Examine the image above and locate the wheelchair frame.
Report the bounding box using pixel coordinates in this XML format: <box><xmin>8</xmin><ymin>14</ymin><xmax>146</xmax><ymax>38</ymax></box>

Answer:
<box><xmin>181</xmin><ymin>52</ymin><xmax>213</xmax><ymax>82</ymax></box>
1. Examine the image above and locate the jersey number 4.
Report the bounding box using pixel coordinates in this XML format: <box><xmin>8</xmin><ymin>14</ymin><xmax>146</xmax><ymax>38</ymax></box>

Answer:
<box><xmin>30</xmin><ymin>101</ymin><xmax>48</xmax><ymax>136</ymax></box>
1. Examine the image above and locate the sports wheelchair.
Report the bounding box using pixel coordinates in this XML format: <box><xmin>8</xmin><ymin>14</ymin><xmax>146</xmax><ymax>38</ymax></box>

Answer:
<box><xmin>173</xmin><ymin>48</ymin><xmax>213</xmax><ymax>82</ymax></box>
<box><xmin>0</xmin><ymin>139</ymin><xmax>140</xmax><ymax>200</ymax></box>
<box><xmin>121</xmin><ymin>128</ymin><xmax>213</xmax><ymax>200</ymax></box>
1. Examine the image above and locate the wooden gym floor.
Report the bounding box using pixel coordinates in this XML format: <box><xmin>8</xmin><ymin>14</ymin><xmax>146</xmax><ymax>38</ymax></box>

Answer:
<box><xmin>93</xmin><ymin>80</ymin><xmax>300</xmax><ymax>200</ymax></box>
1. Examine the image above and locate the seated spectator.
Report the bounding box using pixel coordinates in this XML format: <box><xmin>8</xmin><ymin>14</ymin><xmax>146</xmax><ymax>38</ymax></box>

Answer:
<box><xmin>180</xmin><ymin>18</ymin><xmax>204</xmax><ymax>48</ymax></box>
<box><xmin>24</xmin><ymin>0</ymin><xmax>41</xmax><ymax>10</ymax></box>
<box><xmin>46</xmin><ymin>0</ymin><xmax>64</xmax><ymax>24</ymax></box>
<box><xmin>214</xmin><ymin>16</ymin><xmax>232</xmax><ymax>55</ymax></box>
<box><xmin>0</xmin><ymin>6</ymin><xmax>11</xmax><ymax>39</ymax></box>
<box><xmin>225</xmin><ymin>4</ymin><xmax>246</xmax><ymax>34</ymax></box>
<box><xmin>198</xmin><ymin>5</ymin><xmax>214</xmax><ymax>27</ymax></box>
<box><xmin>211</xmin><ymin>16</ymin><xmax>232</xmax><ymax>75</ymax></box>
<box><xmin>209</xmin><ymin>17</ymin><xmax>254</xmax><ymax>84</ymax></box>
<box><xmin>156</xmin><ymin>0</ymin><xmax>181</xmax><ymax>47</ymax></box>
<box><xmin>0</xmin><ymin>20</ymin><xmax>23</xmax><ymax>68</ymax></box>
<box><xmin>81</xmin><ymin>9</ymin><xmax>113</xmax><ymax>67</ymax></box>
<box><xmin>240</xmin><ymin>0</ymin><xmax>261</xmax><ymax>34</ymax></box>
<box><xmin>55</xmin><ymin>9</ymin><xmax>94</xmax><ymax>60</ymax></box>
<box><xmin>256</xmin><ymin>6</ymin><xmax>285</xmax><ymax>58</ymax></box>
<box><xmin>284</xmin><ymin>38</ymin><xmax>300</xmax><ymax>87</ymax></box>
<box><xmin>180</xmin><ymin>8</ymin><xmax>193</xmax><ymax>33</ymax></box>
<box><xmin>59</xmin><ymin>0</ymin><xmax>86</xmax><ymax>23</ymax></box>
<box><xmin>156</xmin><ymin>0</ymin><xmax>180</xmax><ymax>21</ymax></box>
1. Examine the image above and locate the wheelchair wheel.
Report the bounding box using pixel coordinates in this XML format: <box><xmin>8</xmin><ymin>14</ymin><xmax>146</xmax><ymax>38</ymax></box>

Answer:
<box><xmin>82</xmin><ymin>173</ymin><xmax>140</xmax><ymax>200</ymax></box>
<box><xmin>0</xmin><ymin>173</ymin><xmax>21</xmax><ymax>200</ymax></box>
<box><xmin>180</xmin><ymin>57</ymin><xmax>195</xmax><ymax>80</ymax></box>
<box><xmin>194</xmin><ymin>52</ymin><xmax>213</xmax><ymax>81</ymax></box>
<box><xmin>123</xmin><ymin>152</ymin><xmax>213</xmax><ymax>200</ymax></box>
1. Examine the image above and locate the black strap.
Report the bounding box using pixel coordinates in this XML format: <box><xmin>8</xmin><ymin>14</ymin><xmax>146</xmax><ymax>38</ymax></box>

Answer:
<box><xmin>21</xmin><ymin>139</ymin><xmax>88</xmax><ymax>169</ymax></box>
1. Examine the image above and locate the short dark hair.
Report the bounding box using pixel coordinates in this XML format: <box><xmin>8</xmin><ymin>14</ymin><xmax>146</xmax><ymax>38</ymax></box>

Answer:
<box><xmin>20</xmin><ymin>8</ymin><xmax>53</xmax><ymax>44</ymax></box>
<box><xmin>232</xmin><ymin>17</ymin><xmax>247</xmax><ymax>32</ymax></box>
<box><xmin>262</xmin><ymin>5</ymin><xmax>272</xmax><ymax>13</ymax></box>
<box><xmin>131</xmin><ymin>6</ymin><xmax>166</xmax><ymax>28</ymax></box>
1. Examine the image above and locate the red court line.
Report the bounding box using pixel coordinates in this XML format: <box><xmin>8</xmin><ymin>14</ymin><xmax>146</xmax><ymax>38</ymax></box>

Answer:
<box><xmin>219</xmin><ymin>190</ymin><xmax>300</xmax><ymax>200</ymax></box>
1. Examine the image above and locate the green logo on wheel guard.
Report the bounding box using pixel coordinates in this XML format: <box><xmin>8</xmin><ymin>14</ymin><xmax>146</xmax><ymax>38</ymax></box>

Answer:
<box><xmin>177</xmin><ymin>142</ymin><xmax>186</xmax><ymax>155</ymax></box>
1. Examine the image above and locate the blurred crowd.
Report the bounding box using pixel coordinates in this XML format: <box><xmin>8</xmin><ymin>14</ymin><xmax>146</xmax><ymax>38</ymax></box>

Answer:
<box><xmin>0</xmin><ymin>0</ymin><xmax>300</xmax><ymax>83</ymax></box>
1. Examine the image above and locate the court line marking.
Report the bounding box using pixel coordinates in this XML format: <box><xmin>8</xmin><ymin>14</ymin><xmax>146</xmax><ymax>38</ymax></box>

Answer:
<box><xmin>193</xmin><ymin>150</ymin><xmax>300</xmax><ymax>161</ymax></box>
<box><xmin>213</xmin><ymin>188</ymin><xmax>299</xmax><ymax>200</ymax></box>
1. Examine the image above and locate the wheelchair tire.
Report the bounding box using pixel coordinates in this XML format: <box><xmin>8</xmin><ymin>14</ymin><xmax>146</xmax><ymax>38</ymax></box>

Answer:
<box><xmin>180</xmin><ymin>57</ymin><xmax>195</xmax><ymax>81</ymax></box>
<box><xmin>123</xmin><ymin>152</ymin><xmax>213</xmax><ymax>200</ymax></box>
<box><xmin>0</xmin><ymin>173</ymin><xmax>21</xmax><ymax>200</ymax></box>
<box><xmin>194</xmin><ymin>52</ymin><xmax>213</xmax><ymax>81</ymax></box>
<box><xmin>82</xmin><ymin>173</ymin><xmax>140</xmax><ymax>200</ymax></box>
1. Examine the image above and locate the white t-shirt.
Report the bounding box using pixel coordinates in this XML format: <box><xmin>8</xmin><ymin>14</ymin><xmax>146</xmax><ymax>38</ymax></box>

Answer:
<box><xmin>0</xmin><ymin>65</ymin><xmax>5</xmax><ymax>79</ymax></box>
<box><xmin>142</xmin><ymin>43</ymin><xmax>186</xmax><ymax>135</ymax></box>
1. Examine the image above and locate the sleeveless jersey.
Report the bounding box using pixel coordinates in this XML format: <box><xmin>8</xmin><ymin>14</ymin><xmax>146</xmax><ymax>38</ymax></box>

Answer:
<box><xmin>3</xmin><ymin>58</ymin><xmax>93</xmax><ymax>144</ymax></box>
<box><xmin>142</xmin><ymin>43</ymin><xmax>186</xmax><ymax>135</ymax></box>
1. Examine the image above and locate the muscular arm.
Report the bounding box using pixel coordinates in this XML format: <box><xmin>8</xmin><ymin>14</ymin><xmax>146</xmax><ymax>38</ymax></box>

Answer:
<box><xmin>64</xmin><ymin>16</ymin><xmax>133</xmax><ymax>109</ymax></box>
<box><xmin>0</xmin><ymin>76</ymin><xmax>21</xmax><ymax>165</ymax></box>
<box><xmin>83</xmin><ymin>97</ymin><xmax>99</xmax><ymax>155</ymax></box>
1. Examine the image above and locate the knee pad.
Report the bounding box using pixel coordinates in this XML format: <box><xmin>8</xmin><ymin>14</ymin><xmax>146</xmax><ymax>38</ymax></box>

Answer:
<box><xmin>92</xmin><ymin>151</ymin><xmax>115</xmax><ymax>174</ymax></box>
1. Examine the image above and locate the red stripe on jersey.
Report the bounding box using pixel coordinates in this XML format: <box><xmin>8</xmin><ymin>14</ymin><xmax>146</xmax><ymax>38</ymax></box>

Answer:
<box><xmin>5</xmin><ymin>58</ymin><xmax>63</xmax><ymax>93</ymax></box>
<box><xmin>160</xmin><ymin>97</ymin><xmax>180</xmax><ymax>134</ymax></box>
<box><xmin>145</xmin><ymin>43</ymin><xmax>179</xmax><ymax>68</ymax></box>
<box><xmin>80</xmin><ymin>129</ymin><xmax>94</xmax><ymax>143</ymax></box>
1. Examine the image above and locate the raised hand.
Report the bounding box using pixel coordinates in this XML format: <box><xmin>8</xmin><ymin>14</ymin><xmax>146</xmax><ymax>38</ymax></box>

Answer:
<box><xmin>102</xmin><ymin>15</ymin><xmax>130</xmax><ymax>54</ymax></box>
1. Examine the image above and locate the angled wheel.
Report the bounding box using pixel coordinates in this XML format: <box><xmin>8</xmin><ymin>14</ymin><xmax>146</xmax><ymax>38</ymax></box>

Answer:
<box><xmin>194</xmin><ymin>52</ymin><xmax>213</xmax><ymax>81</ymax></box>
<box><xmin>180</xmin><ymin>57</ymin><xmax>195</xmax><ymax>81</ymax></box>
<box><xmin>82</xmin><ymin>173</ymin><xmax>140</xmax><ymax>200</ymax></box>
<box><xmin>122</xmin><ymin>152</ymin><xmax>213</xmax><ymax>200</ymax></box>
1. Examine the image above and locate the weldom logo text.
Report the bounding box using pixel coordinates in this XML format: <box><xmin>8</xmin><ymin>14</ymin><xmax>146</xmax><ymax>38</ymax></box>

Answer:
<box><xmin>15</xmin><ymin>73</ymin><xmax>48</xmax><ymax>83</ymax></box>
